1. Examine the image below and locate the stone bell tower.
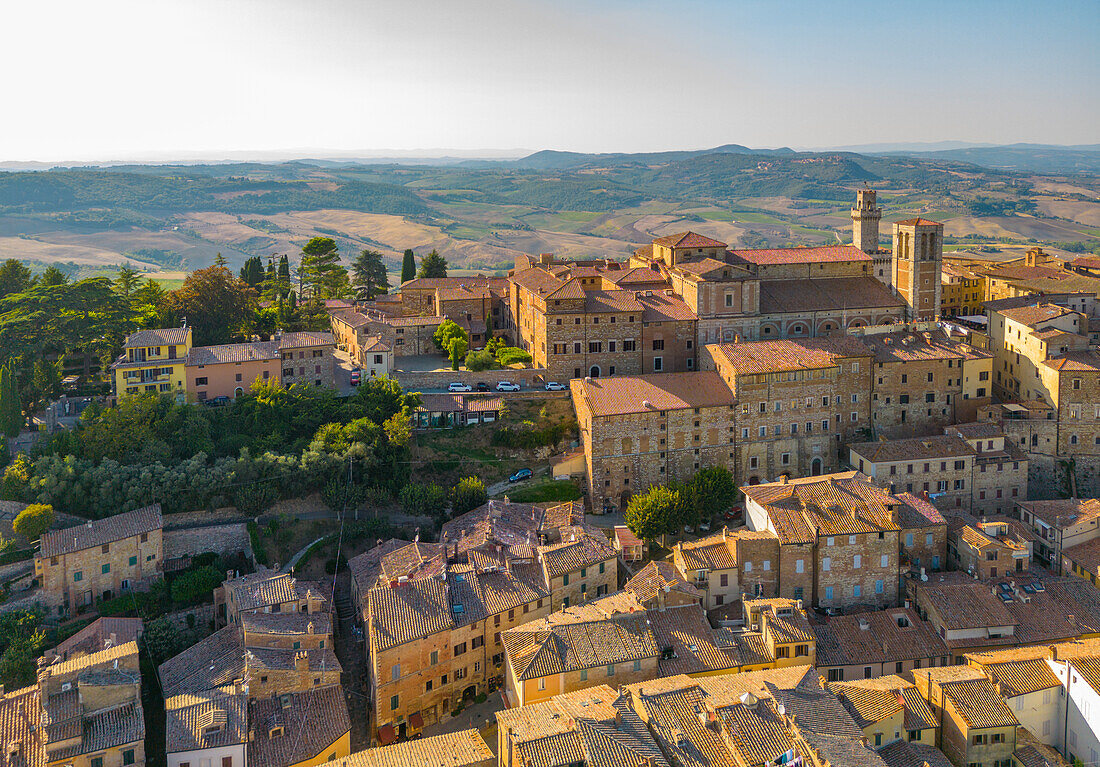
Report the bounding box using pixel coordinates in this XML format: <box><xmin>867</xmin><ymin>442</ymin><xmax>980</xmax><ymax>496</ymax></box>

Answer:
<box><xmin>892</xmin><ymin>217</ymin><xmax>944</xmax><ymax>322</ymax></box>
<box><xmin>851</xmin><ymin>188</ymin><xmax>882</xmax><ymax>254</ymax></box>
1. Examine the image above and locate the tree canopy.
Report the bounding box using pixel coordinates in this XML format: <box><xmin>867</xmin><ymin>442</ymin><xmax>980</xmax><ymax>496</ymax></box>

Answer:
<box><xmin>300</xmin><ymin>237</ymin><xmax>349</xmax><ymax>299</ymax></box>
<box><xmin>165</xmin><ymin>266</ymin><xmax>251</xmax><ymax>345</ymax></box>
<box><xmin>13</xmin><ymin>503</ymin><xmax>54</xmax><ymax>542</ymax></box>
<box><xmin>400</xmin><ymin>249</ymin><xmax>416</xmax><ymax>284</ymax></box>
<box><xmin>625</xmin><ymin>485</ymin><xmax>685</xmax><ymax>542</ymax></box>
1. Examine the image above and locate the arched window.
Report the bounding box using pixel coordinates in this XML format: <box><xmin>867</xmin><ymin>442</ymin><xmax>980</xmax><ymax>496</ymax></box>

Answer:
<box><xmin>811</xmin><ymin>458</ymin><xmax>823</xmax><ymax>476</ymax></box>
<box><xmin>589</xmin><ymin>366</ymin><xmax>600</xmax><ymax>378</ymax></box>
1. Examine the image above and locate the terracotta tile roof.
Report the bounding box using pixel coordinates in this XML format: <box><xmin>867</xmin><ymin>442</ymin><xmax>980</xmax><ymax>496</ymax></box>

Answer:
<box><xmin>368</xmin><ymin>577</ymin><xmax>454</xmax><ymax>652</ymax></box>
<box><xmin>653</xmin><ymin>232</ymin><xmax>727</xmax><ymax>249</ymax></box>
<box><xmin>240</xmin><ymin>611</ymin><xmax>331</xmax><ymax>637</ymax></box>
<box><xmin>165</xmin><ymin>685</ymin><xmax>248</xmax><ymax>754</ymax></box>
<box><xmin>850</xmin><ymin>435</ymin><xmax>976</xmax><ymax>463</ymax></box>
<box><xmin>124</xmin><ymin>327</ymin><xmax>189</xmax><ymax>347</ymax></box>
<box><xmin>710</xmin><ymin>336</ymin><xmax>873</xmax><ymax>375</ymax></box>
<box><xmin>348</xmin><ymin>539</ymin><xmax>411</xmax><ymax>593</ymax></box>
<box><xmin>743</xmin><ymin>472</ymin><xmax>901</xmax><ymax>544</ymax></box>
<box><xmin>998</xmin><ymin>303</ymin><xmax>1078</xmax><ymax>327</ymax></box>
<box><xmin>830</xmin><ymin>675</ymin><xmax>934</xmax><ymax>730</ymax></box>
<box><xmin>966</xmin><ymin>652</ymin><xmax>1061</xmax><ymax>697</ymax></box>
<box><xmin>940</xmin><ymin>675</ymin><xmax>1019</xmax><ymax>729</ymax></box>
<box><xmin>1042</xmin><ymin>349</ymin><xmax>1100</xmax><ymax>372</ymax></box>
<box><xmin>947</xmin><ymin>422</ymin><xmax>1005</xmax><ymax>440</ymax></box>
<box><xmin>224</xmin><ymin>568</ymin><xmax>325</xmax><ymax>613</ymax></box>
<box><xmin>730</xmin><ymin>244</ymin><xmax>871</xmax><ymax>265</ymax></box>
<box><xmin>759</xmin><ymin>275</ymin><xmax>904</xmax><ymax>314</ymax></box>
<box><xmin>768</xmin><ymin>680</ymin><xmax>864</xmax><ymax>740</ymax></box>
<box><xmin>894</xmin><ymin>218</ymin><xmax>943</xmax><ymax>227</ymax></box>
<box><xmin>504</xmin><ymin>609</ymin><xmax>659</xmax><ymax>680</ymax></box>
<box><xmin>584</xmin><ymin>290</ymin><xmax>645</xmax><ymax>313</ymax></box>
<box><xmin>50</xmin><ymin>617</ymin><xmax>144</xmax><ymax>661</ymax></box>
<box><xmin>277</xmin><ymin>331</ymin><xmax>334</xmax><ymax>349</ymax></box>
<box><xmin>540</xmin><ymin>528</ymin><xmax>616</xmax><ymax>579</ymax></box>
<box><xmin>360</xmin><ymin>335</ymin><xmax>391</xmax><ymax>353</ymax></box>
<box><xmin>625</xmin><ymin>561</ymin><xmax>701</xmax><ymax>604</ymax></box>
<box><xmin>399</xmin><ymin>276</ymin><xmax>507</xmax><ymax>292</ymax></box>
<box><xmin>0</xmin><ymin>685</ymin><xmax>44</xmax><ymax>767</ymax></box>
<box><xmin>894</xmin><ymin>492</ymin><xmax>947</xmax><ymax>529</ymax></box>
<box><xmin>186</xmin><ymin>341</ymin><xmax>279</xmax><ymax>365</ymax></box>
<box><xmin>497</xmin><ymin>687</ymin><xmax>668</xmax><ymax>767</ymax></box>
<box><xmin>877</xmin><ymin>740</ymin><xmax>954</xmax><ymax>767</ymax></box>
<box><xmin>247</xmin><ymin>685</ymin><xmax>350</xmax><ymax>767</ymax></box>
<box><xmin>332</xmin><ymin>728</ymin><xmax>494</xmax><ymax>767</ymax></box>
<box><xmin>670</xmin><ymin>257</ymin><xmax>746</xmax><ymax>280</ymax></box>
<box><xmin>1012</xmin><ymin>726</ymin><xmax>1073</xmax><ymax>767</ymax></box>
<box><xmin>613</xmin><ymin>525</ymin><xmax>642</xmax><ymax>548</ymax></box>
<box><xmin>384</xmin><ymin>315</ymin><xmax>445</xmax><ymax>327</ymax></box>
<box><xmin>39</xmin><ymin>505</ymin><xmax>162</xmax><ymax>558</ymax></box>
<box><xmin>49</xmin><ymin>699</ymin><xmax>144</xmax><ymax>760</ymax></box>
<box><xmin>863</xmin><ymin>329</ymin><xmax>991</xmax><ymax>363</ymax></box>
<box><xmin>806</xmin><ymin>732</ymin><xmax>890</xmax><ymax>766</ymax></box>
<box><xmin>572</xmin><ymin>371</ymin><xmax>734</xmax><ymax>417</ymax></box>
<box><xmin>649</xmin><ymin>605</ymin><xmax>741</xmax><ymax>676</ymax></box>
<box><xmin>814</xmin><ymin>607</ymin><xmax>950</xmax><ymax>669</ymax></box>
<box><xmin>637</xmin><ymin>291</ymin><xmax>697</xmax><ymax>322</ymax></box>
<box><xmin>608</xmin><ymin>266</ymin><xmax>669</xmax><ymax>287</ymax></box>
<box><xmin>1061</xmin><ymin>536</ymin><xmax>1100</xmax><ymax>573</ymax></box>
<box><xmin>159</xmin><ymin>626</ymin><xmax>247</xmax><ymax>697</ymax></box>
<box><xmin>675</xmin><ymin>533</ymin><xmax>737</xmax><ymax>571</ymax></box>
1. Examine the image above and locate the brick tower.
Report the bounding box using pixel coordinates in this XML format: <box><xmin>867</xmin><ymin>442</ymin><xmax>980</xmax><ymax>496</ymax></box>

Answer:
<box><xmin>892</xmin><ymin>217</ymin><xmax>944</xmax><ymax>321</ymax></box>
<box><xmin>851</xmin><ymin>188</ymin><xmax>882</xmax><ymax>253</ymax></box>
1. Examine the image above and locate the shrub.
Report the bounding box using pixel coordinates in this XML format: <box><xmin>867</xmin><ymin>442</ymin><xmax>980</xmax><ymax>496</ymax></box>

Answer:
<box><xmin>247</xmin><ymin>521</ymin><xmax>269</xmax><ymax>565</ymax></box>
<box><xmin>491</xmin><ymin>420</ymin><xmax>576</xmax><ymax>450</ymax></box>
<box><xmin>170</xmin><ymin>565</ymin><xmax>224</xmax><ymax>606</ymax></box>
<box><xmin>233</xmin><ymin>482</ymin><xmax>278</xmax><ymax>517</ymax></box>
<box><xmin>450</xmin><ymin>476</ymin><xmax>487</xmax><ymax>516</ymax></box>
<box><xmin>399</xmin><ymin>483</ymin><xmax>447</xmax><ymax>520</ymax></box>
<box><xmin>495</xmin><ymin>346</ymin><xmax>532</xmax><ymax>367</ymax></box>
<box><xmin>464</xmin><ymin>349</ymin><xmax>495</xmax><ymax>372</ymax></box>
<box><xmin>12</xmin><ymin>503</ymin><xmax>54</xmax><ymax>542</ymax></box>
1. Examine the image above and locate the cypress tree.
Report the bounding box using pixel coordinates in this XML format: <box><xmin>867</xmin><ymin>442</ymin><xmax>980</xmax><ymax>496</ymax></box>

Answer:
<box><xmin>400</xmin><ymin>249</ymin><xmax>416</xmax><ymax>284</ymax></box>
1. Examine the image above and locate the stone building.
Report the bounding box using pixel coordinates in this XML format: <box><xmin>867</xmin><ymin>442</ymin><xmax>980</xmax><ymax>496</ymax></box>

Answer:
<box><xmin>940</xmin><ymin>262</ymin><xmax>986</xmax><ymax>317</ymax></box>
<box><xmin>945</xmin><ymin>513</ymin><xmax>1035</xmax><ymax>579</ymax></box>
<box><xmin>857</xmin><ymin>324</ymin><xmax>992</xmax><ymax>437</ymax></box>
<box><xmin>246</xmin><ymin>685</ymin><xmax>351</xmax><ymax>767</ymax></box>
<box><xmin>850</xmin><ymin>426</ymin><xmax>1028</xmax><ymax>516</ymax></box>
<box><xmin>703</xmin><ymin>336</ymin><xmax>874</xmax><ymax>484</ymax></box>
<box><xmin>892</xmin><ymin>217</ymin><xmax>944</xmax><ymax>322</ymax></box>
<box><xmin>349</xmin><ymin>500</ymin><xmax>617</xmax><ymax>743</ymax></box>
<box><xmin>570</xmin><ymin>371</ymin><xmax>737</xmax><ymax>511</ymax></box>
<box><xmin>851</xmin><ymin>187</ymin><xmax>887</xmax><ymax>279</ymax></box>
<box><xmin>35</xmin><ymin>504</ymin><xmax>163</xmax><ymax>616</ymax></box>
<box><xmin>669</xmin><ymin>528</ymin><xmax>780</xmax><ymax>608</ymax></box>
<box><xmin>830</xmin><ymin>674</ymin><xmax>940</xmax><ymax>749</ymax></box>
<box><xmin>743</xmin><ymin>472</ymin><xmax>905</xmax><ymax>610</ymax></box>
<box><xmin>910</xmin><ymin>666</ymin><xmax>1019</xmax><ymax>767</ymax></box>
<box><xmin>1017</xmin><ymin>497</ymin><xmax>1100</xmax><ymax>574</ymax></box>
<box><xmin>214</xmin><ymin>567</ymin><xmax>327</xmax><ymax>626</ymax></box>
<box><xmin>894</xmin><ymin>491</ymin><xmax>948</xmax><ymax>573</ymax></box>
<box><xmin>275</xmin><ymin>331</ymin><xmax>337</xmax><ymax>390</ymax></box>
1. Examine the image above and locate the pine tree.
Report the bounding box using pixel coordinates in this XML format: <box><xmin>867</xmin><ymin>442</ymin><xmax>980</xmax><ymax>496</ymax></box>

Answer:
<box><xmin>417</xmin><ymin>250</ymin><xmax>447</xmax><ymax>279</ymax></box>
<box><xmin>352</xmin><ymin>250</ymin><xmax>389</xmax><ymax>299</ymax></box>
<box><xmin>214</xmin><ymin>253</ymin><xmax>228</xmax><ymax>268</ymax></box>
<box><xmin>400</xmin><ymin>249</ymin><xmax>416</xmax><ymax>284</ymax></box>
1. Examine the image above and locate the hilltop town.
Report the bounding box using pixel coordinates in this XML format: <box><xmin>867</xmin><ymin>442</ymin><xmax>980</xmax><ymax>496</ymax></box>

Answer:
<box><xmin>2</xmin><ymin>185</ymin><xmax>1100</xmax><ymax>767</ymax></box>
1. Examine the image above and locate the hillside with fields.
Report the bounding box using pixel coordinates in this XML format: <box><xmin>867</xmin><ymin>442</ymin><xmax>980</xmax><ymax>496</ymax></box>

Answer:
<box><xmin>1</xmin><ymin>144</ymin><xmax>1098</xmax><ymax>281</ymax></box>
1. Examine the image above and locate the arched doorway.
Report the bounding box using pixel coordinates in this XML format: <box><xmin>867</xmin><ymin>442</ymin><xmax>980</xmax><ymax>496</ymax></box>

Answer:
<box><xmin>810</xmin><ymin>458</ymin><xmax>823</xmax><ymax>476</ymax></box>
<box><xmin>234</xmin><ymin>387</ymin><xmax>244</xmax><ymax>398</ymax></box>
<box><xmin>463</xmin><ymin>685</ymin><xmax>477</xmax><ymax>702</ymax></box>
<box><xmin>589</xmin><ymin>365</ymin><xmax>600</xmax><ymax>378</ymax></box>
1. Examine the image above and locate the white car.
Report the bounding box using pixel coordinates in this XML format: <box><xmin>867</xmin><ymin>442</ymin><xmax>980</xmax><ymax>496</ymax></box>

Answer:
<box><xmin>496</xmin><ymin>381</ymin><xmax>521</xmax><ymax>392</ymax></box>
<box><xmin>544</xmin><ymin>381</ymin><xmax>566</xmax><ymax>391</ymax></box>
<box><xmin>448</xmin><ymin>382</ymin><xmax>472</xmax><ymax>392</ymax></box>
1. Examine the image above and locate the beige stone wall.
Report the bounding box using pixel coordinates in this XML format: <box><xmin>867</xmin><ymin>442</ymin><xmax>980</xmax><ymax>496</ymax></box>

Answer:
<box><xmin>548</xmin><ymin>557</ymin><xmax>617</xmax><ymax>609</ymax></box>
<box><xmin>279</xmin><ymin>343</ymin><xmax>335</xmax><ymax>389</ymax></box>
<box><xmin>816</xmin><ymin>532</ymin><xmax>899</xmax><ymax>609</ymax></box>
<box><xmin>901</xmin><ymin>525</ymin><xmax>947</xmax><ymax>572</ymax></box>
<box><xmin>777</xmin><ymin>542</ymin><xmax>815</xmax><ymax>602</ymax></box>
<box><xmin>736</xmin><ymin>535</ymin><xmax>781</xmax><ymax>598</ymax></box>
<box><xmin>873</xmin><ymin>357</ymin><xmax>963</xmax><ymax>436</ymax></box>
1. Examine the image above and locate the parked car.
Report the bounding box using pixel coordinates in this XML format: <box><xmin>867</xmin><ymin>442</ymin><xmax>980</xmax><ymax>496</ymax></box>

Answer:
<box><xmin>509</xmin><ymin>468</ymin><xmax>533</xmax><ymax>483</ymax></box>
<box><xmin>724</xmin><ymin>504</ymin><xmax>744</xmax><ymax>521</ymax></box>
<box><xmin>475</xmin><ymin>382</ymin><xmax>491</xmax><ymax>392</ymax></box>
<box><xmin>698</xmin><ymin>521</ymin><xmax>711</xmax><ymax>533</ymax></box>
<box><xmin>204</xmin><ymin>395</ymin><xmax>231</xmax><ymax>407</ymax></box>
<box><xmin>496</xmin><ymin>381</ymin><xmax>521</xmax><ymax>392</ymax></box>
<box><xmin>682</xmin><ymin>525</ymin><xmax>694</xmax><ymax>535</ymax></box>
<box><xmin>544</xmin><ymin>381</ymin><xmax>566</xmax><ymax>391</ymax></box>
<box><xmin>350</xmin><ymin>369</ymin><xmax>361</xmax><ymax>386</ymax></box>
<box><xmin>448</xmin><ymin>382</ymin><xmax>472</xmax><ymax>392</ymax></box>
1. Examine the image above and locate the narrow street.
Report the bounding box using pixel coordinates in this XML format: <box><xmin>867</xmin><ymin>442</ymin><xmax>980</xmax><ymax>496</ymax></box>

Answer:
<box><xmin>332</xmin><ymin>570</ymin><xmax>371</xmax><ymax>751</ymax></box>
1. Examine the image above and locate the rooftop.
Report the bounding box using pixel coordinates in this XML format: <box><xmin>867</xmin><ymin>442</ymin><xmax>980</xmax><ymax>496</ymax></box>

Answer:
<box><xmin>709</xmin><ymin>336</ymin><xmax>872</xmax><ymax>375</ymax></box>
<box><xmin>124</xmin><ymin>327</ymin><xmax>190</xmax><ymax>348</ymax></box>
<box><xmin>39</xmin><ymin>505</ymin><xmax>162</xmax><ymax>559</ymax></box>
<box><xmin>743</xmin><ymin>472</ymin><xmax>901</xmax><ymax>544</ymax></box>
<box><xmin>850</xmin><ymin>434</ymin><xmax>977</xmax><ymax>463</ymax></box>
<box><xmin>894</xmin><ymin>217</ymin><xmax>943</xmax><ymax>227</ymax></box>
<box><xmin>331</xmin><ymin>729</ymin><xmax>494</xmax><ymax>767</ymax></box>
<box><xmin>165</xmin><ymin>685</ymin><xmax>248</xmax><ymax>755</ymax></box>
<box><xmin>571</xmin><ymin>371</ymin><xmax>733</xmax><ymax>417</ymax></box>
<box><xmin>730</xmin><ymin>244</ymin><xmax>871</xmax><ymax>265</ymax></box>
<box><xmin>814</xmin><ymin>608</ymin><xmax>947</xmax><ymax>668</ymax></box>
<box><xmin>653</xmin><ymin>231</ymin><xmax>727</xmax><ymax>249</ymax></box>
<box><xmin>247</xmin><ymin>685</ymin><xmax>350</xmax><ymax>767</ymax></box>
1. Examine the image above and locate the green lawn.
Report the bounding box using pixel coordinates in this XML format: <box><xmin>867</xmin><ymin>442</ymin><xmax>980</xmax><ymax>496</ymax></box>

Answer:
<box><xmin>503</xmin><ymin>479</ymin><xmax>581</xmax><ymax>504</ymax></box>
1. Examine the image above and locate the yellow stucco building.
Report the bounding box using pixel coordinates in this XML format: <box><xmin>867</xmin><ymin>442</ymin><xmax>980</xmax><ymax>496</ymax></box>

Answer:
<box><xmin>111</xmin><ymin>326</ymin><xmax>192</xmax><ymax>400</ymax></box>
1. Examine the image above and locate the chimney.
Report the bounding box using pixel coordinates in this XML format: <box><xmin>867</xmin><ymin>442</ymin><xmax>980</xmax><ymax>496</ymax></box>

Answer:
<box><xmin>615</xmin><ymin>710</ymin><xmax>622</xmax><ymax>729</ymax></box>
<box><xmin>778</xmin><ymin>475</ymin><xmax>788</xmax><ymax>485</ymax></box>
<box><xmin>507</xmin><ymin>727</ymin><xmax>513</xmax><ymax>766</ymax></box>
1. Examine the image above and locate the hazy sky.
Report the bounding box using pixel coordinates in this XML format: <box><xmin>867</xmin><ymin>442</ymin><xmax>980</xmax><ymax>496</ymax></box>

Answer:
<box><xmin>3</xmin><ymin>0</ymin><xmax>1097</xmax><ymax>161</ymax></box>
